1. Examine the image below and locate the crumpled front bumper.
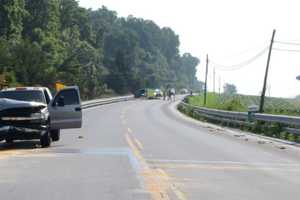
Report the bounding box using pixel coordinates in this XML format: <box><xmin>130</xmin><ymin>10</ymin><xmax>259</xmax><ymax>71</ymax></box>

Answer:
<box><xmin>0</xmin><ymin>124</ymin><xmax>48</xmax><ymax>141</ymax></box>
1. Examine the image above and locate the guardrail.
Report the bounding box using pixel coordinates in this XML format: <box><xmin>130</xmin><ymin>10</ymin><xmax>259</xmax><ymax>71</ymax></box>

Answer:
<box><xmin>81</xmin><ymin>95</ymin><xmax>134</xmax><ymax>109</ymax></box>
<box><xmin>179</xmin><ymin>98</ymin><xmax>300</xmax><ymax>137</ymax></box>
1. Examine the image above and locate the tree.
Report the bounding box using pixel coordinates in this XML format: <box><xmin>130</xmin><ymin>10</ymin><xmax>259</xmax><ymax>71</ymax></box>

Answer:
<box><xmin>89</xmin><ymin>6</ymin><xmax>118</xmax><ymax>49</ymax></box>
<box><xmin>0</xmin><ymin>0</ymin><xmax>27</xmax><ymax>40</ymax></box>
<box><xmin>223</xmin><ymin>83</ymin><xmax>237</xmax><ymax>95</ymax></box>
<box><xmin>0</xmin><ymin>2</ymin><xmax>201</xmax><ymax>99</ymax></box>
<box><xmin>178</xmin><ymin>53</ymin><xmax>200</xmax><ymax>89</ymax></box>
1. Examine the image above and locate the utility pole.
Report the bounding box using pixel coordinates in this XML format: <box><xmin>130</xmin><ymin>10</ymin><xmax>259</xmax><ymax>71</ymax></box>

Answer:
<box><xmin>218</xmin><ymin>76</ymin><xmax>221</xmax><ymax>96</ymax></box>
<box><xmin>204</xmin><ymin>54</ymin><xmax>209</xmax><ymax>106</ymax></box>
<box><xmin>213</xmin><ymin>67</ymin><xmax>216</xmax><ymax>93</ymax></box>
<box><xmin>259</xmin><ymin>29</ymin><xmax>276</xmax><ymax>113</ymax></box>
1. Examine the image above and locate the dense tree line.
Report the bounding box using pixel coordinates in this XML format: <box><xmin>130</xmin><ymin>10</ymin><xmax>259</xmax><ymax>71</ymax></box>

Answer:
<box><xmin>0</xmin><ymin>0</ymin><xmax>202</xmax><ymax>99</ymax></box>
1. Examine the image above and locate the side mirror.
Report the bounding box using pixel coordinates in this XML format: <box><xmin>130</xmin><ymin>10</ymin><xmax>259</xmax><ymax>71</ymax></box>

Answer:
<box><xmin>57</xmin><ymin>96</ymin><xmax>65</xmax><ymax>107</ymax></box>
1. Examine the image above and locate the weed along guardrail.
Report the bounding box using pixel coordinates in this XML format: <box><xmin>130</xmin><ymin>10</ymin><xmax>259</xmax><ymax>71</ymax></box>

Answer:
<box><xmin>178</xmin><ymin>97</ymin><xmax>300</xmax><ymax>143</ymax></box>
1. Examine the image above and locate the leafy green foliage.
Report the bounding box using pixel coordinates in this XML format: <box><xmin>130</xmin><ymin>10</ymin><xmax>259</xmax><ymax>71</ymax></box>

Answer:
<box><xmin>0</xmin><ymin>2</ymin><xmax>200</xmax><ymax>99</ymax></box>
<box><xmin>0</xmin><ymin>0</ymin><xmax>27</xmax><ymax>40</ymax></box>
<box><xmin>188</xmin><ymin>92</ymin><xmax>300</xmax><ymax>116</ymax></box>
<box><xmin>180</xmin><ymin>97</ymin><xmax>300</xmax><ymax>143</ymax></box>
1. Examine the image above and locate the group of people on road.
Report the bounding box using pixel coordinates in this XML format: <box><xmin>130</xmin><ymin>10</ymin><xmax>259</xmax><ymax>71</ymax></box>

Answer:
<box><xmin>163</xmin><ymin>87</ymin><xmax>176</xmax><ymax>101</ymax></box>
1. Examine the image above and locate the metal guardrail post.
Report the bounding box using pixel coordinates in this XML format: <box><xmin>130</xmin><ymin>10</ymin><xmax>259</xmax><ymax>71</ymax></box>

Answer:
<box><xmin>248</xmin><ymin>105</ymin><xmax>259</xmax><ymax>122</ymax></box>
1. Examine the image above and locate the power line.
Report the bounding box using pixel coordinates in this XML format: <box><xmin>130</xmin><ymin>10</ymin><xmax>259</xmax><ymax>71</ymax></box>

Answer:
<box><xmin>216</xmin><ymin>43</ymin><xmax>270</xmax><ymax>60</ymax></box>
<box><xmin>209</xmin><ymin>46</ymin><xmax>269</xmax><ymax>71</ymax></box>
<box><xmin>274</xmin><ymin>40</ymin><xmax>300</xmax><ymax>46</ymax></box>
<box><xmin>273</xmin><ymin>48</ymin><xmax>300</xmax><ymax>53</ymax></box>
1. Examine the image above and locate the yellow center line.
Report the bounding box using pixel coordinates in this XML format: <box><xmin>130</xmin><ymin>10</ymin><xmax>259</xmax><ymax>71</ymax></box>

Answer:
<box><xmin>127</xmin><ymin>128</ymin><xmax>133</xmax><ymax>134</ymax></box>
<box><xmin>125</xmin><ymin>133</ymin><xmax>186</xmax><ymax>200</ymax></box>
<box><xmin>122</xmin><ymin>104</ymin><xmax>186</xmax><ymax>199</ymax></box>
<box><xmin>134</xmin><ymin>138</ymin><xmax>144</xmax><ymax>150</ymax></box>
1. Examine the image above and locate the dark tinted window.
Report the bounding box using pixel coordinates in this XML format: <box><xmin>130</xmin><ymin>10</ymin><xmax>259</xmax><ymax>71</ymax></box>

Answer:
<box><xmin>0</xmin><ymin>90</ymin><xmax>46</xmax><ymax>103</ymax></box>
<box><xmin>56</xmin><ymin>89</ymin><xmax>79</xmax><ymax>105</ymax></box>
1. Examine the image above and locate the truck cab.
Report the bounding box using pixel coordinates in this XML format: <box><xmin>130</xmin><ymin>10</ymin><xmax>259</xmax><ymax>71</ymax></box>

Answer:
<box><xmin>0</xmin><ymin>86</ymin><xmax>82</xmax><ymax>147</ymax></box>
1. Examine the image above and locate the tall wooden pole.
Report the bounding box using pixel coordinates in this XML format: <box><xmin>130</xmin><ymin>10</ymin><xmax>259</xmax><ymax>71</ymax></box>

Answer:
<box><xmin>204</xmin><ymin>54</ymin><xmax>209</xmax><ymax>106</ymax></box>
<box><xmin>259</xmin><ymin>29</ymin><xmax>276</xmax><ymax>113</ymax></box>
<box><xmin>213</xmin><ymin>67</ymin><xmax>216</xmax><ymax>93</ymax></box>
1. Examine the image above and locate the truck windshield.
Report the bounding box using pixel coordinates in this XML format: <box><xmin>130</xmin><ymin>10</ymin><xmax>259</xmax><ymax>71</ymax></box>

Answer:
<box><xmin>0</xmin><ymin>90</ymin><xmax>46</xmax><ymax>103</ymax></box>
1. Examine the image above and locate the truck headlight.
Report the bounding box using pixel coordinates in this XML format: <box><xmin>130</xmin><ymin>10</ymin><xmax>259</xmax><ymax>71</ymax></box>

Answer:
<box><xmin>1</xmin><ymin>113</ymin><xmax>45</xmax><ymax>121</ymax></box>
<box><xmin>30</xmin><ymin>112</ymin><xmax>46</xmax><ymax>120</ymax></box>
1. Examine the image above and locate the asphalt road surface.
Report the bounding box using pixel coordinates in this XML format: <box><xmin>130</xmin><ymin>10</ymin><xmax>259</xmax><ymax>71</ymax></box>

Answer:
<box><xmin>1</xmin><ymin>98</ymin><xmax>300</xmax><ymax>200</ymax></box>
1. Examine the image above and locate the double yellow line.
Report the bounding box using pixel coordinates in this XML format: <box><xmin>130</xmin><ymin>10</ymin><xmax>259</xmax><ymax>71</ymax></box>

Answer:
<box><xmin>122</xmin><ymin>105</ymin><xmax>186</xmax><ymax>200</ymax></box>
<box><xmin>125</xmin><ymin>132</ymin><xmax>186</xmax><ymax>200</ymax></box>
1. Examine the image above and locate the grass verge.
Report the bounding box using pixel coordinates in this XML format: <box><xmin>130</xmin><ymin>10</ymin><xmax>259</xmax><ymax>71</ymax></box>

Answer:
<box><xmin>177</xmin><ymin>102</ymin><xmax>300</xmax><ymax>143</ymax></box>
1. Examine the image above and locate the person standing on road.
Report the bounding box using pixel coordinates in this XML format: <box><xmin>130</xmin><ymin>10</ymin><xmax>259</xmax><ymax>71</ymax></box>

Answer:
<box><xmin>167</xmin><ymin>89</ymin><xmax>172</xmax><ymax>101</ymax></box>
<box><xmin>163</xmin><ymin>90</ymin><xmax>166</xmax><ymax>100</ymax></box>
<box><xmin>170</xmin><ymin>88</ymin><xmax>176</xmax><ymax>101</ymax></box>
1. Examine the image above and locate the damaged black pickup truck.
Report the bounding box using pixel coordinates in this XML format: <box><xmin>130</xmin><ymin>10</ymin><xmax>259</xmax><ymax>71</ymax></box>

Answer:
<box><xmin>0</xmin><ymin>87</ymin><xmax>82</xmax><ymax>148</ymax></box>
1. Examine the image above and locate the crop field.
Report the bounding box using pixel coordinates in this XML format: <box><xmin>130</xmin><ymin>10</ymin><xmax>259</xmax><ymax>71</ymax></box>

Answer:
<box><xmin>188</xmin><ymin>92</ymin><xmax>300</xmax><ymax>116</ymax></box>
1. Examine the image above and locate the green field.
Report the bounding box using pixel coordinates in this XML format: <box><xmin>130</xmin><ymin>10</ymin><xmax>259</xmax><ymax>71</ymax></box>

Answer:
<box><xmin>187</xmin><ymin>93</ymin><xmax>300</xmax><ymax>116</ymax></box>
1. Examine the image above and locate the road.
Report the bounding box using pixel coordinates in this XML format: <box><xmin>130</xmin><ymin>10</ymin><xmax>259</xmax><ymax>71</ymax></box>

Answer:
<box><xmin>1</xmin><ymin>98</ymin><xmax>300</xmax><ymax>199</ymax></box>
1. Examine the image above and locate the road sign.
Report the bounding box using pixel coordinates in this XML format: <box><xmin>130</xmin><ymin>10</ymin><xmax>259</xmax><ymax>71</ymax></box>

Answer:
<box><xmin>55</xmin><ymin>82</ymin><xmax>65</xmax><ymax>91</ymax></box>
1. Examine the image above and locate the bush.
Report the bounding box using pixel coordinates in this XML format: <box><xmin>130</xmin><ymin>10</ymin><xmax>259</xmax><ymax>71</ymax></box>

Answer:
<box><xmin>222</xmin><ymin>98</ymin><xmax>244</xmax><ymax>111</ymax></box>
<box><xmin>178</xmin><ymin>100</ymin><xmax>300</xmax><ymax>144</ymax></box>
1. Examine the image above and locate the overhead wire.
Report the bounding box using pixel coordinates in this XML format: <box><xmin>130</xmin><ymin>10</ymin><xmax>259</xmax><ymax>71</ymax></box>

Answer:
<box><xmin>273</xmin><ymin>40</ymin><xmax>300</xmax><ymax>53</ymax></box>
<box><xmin>209</xmin><ymin>46</ymin><xmax>269</xmax><ymax>71</ymax></box>
<box><xmin>208</xmin><ymin>39</ymin><xmax>300</xmax><ymax>72</ymax></box>
<box><xmin>273</xmin><ymin>48</ymin><xmax>300</xmax><ymax>53</ymax></box>
<box><xmin>274</xmin><ymin>40</ymin><xmax>300</xmax><ymax>46</ymax></box>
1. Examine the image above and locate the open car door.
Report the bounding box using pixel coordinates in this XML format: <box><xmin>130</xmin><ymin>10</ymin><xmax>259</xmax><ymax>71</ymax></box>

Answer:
<box><xmin>49</xmin><ymin>86</ymin><xmax>82</xmax><ymax>129</ymax></box>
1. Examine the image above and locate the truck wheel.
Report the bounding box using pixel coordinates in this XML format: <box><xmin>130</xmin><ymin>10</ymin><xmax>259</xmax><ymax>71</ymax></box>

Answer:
<box><xmin>40</xmin><ymin>131</ymin><xmax>51</xmax><ymax>148</ymax></box>
<box><xmin>51</xmin><ymin>130</ymin><xmax>60</xmax><ymax>142</ymax></box>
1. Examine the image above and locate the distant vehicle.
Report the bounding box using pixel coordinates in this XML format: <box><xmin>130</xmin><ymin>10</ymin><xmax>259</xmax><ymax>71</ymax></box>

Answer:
<box><xmin>134</xmin><ymin>88</ymin><xmax>161</xmax><ymax>99</ymax></box>
<box><xmin>0</xmin><ymin>86</ymin><xmax>82</xmax><ymax>148</ymax></box>
<box><xmin>154</xmin><ymin>89</ymin><xmax>162</xmax><ymax>97</ymax></box>
<box><xmin>180</xmin><ymin>88</ymin><xmax>189</xmax><ymax>94</ymax></box>
<box><xmin>134</xmin><ymin>88</ymin><xmax>147</xmax><ymax>98</ymax></box>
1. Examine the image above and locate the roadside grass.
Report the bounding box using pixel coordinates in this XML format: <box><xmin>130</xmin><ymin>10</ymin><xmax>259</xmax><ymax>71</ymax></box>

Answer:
<box><xmin>178</xmin><ymin>103</ymin><xmax>300</xmax><ymax>143</ymax></box>
<box><xmin>179</xmin><ymin>93</ymin><xmax>300</xmax><ymax>143</ymax></box>
<box><xmin>187</xmin><ymin>92</ymin><xmax>300</xmax><ymax>116</ymax></box>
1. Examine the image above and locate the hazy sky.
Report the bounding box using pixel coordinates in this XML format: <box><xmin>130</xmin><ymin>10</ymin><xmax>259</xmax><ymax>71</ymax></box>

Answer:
<box><xmin>79</xmin><ymin>0</ymin><xmax>300</xmax><ymax>97</ymax></box>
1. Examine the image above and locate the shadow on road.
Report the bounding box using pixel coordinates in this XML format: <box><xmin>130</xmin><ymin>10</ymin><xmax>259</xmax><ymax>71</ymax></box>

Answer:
<box><xmin>0</xmin><ymin>140</ymin><xmax>40</xmax><ymax>151</ymax></box>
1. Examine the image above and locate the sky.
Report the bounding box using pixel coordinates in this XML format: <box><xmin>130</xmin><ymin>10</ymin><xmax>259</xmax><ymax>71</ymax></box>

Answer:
<box><xmin>78</xmin><ymin>0</ymin><xmax>300</xmax><ymax>98</ymax></box>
